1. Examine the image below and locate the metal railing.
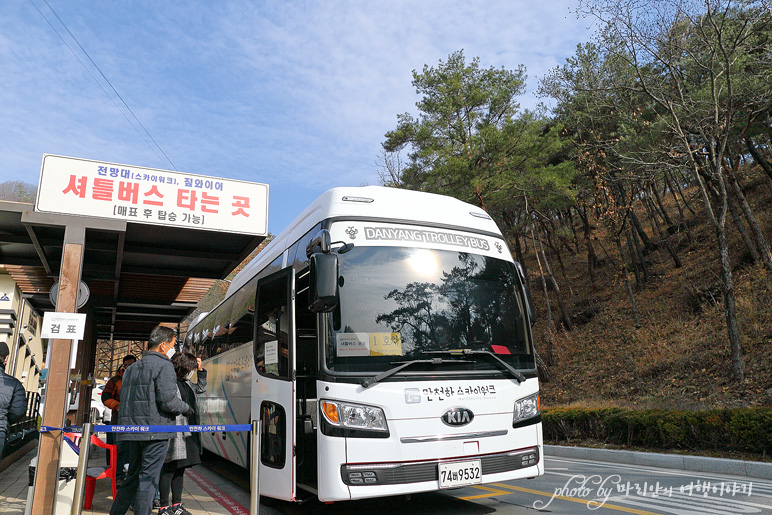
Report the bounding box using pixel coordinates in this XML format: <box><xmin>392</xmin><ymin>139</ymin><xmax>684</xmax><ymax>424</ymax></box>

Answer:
<box><xmin>63</xmin><ymin>421</ymin><xmax>262</xmax><ymax>515</ymax></box>
<box><xmin>5</xmin><ymin>391</ymin><xmax>40</xmax><ymax>449</ymax></box>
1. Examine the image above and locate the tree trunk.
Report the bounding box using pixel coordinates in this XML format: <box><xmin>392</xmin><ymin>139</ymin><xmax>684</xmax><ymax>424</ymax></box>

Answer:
<box><xmin>593</xmin><ymin>235</ymin><xmax>618</xmax><ymax>267</ymax></box>
<box><xmin>630</xmin><ymin>225</ymin><xmax>651</xmax><ymax>284</ymax></box>
<box><xmin>535</xmin><ymin>349</ymin><xmax>551</xmax><ymax>383</ymax></box>
<box><xmin>560</xmin><ymin>209</ymin><xmax>579</xmax><ymax>254</ymax></box>
<box><xmin>611</xmin><ymin>180</ymin><xmax>654</xmax><ymax>252</ymax></box>
<box><xmin>727</xmin><ymin>171</ymin><xmax>772</xmax><ymax>275</ymax></box>
<box><xmin>650</xmin><ymin>180</ymin><xmax>674</xmax><ymax>229</ymax></box>
<box><xmin>665</xmin><ymin>170</ymin><xmax>697</xmax><ymax>217</ymax></box>
<box><xmin>501</xmin><ymin>210</ymin><xmax>527</xmax><ymax>266</ymax></box>
<box><xmin>625</xmin><ymin>229</ymin><xmax>643</xmax><ymax>288</ymax></box>
<box><xmin>615</xmin><ymin>237</ymin><xmax>641</xmax><ymax>328</ymax></box>
<box><xmin>643</xmin><ymin>194</ymin><xmax>682</xmax><ymax>268</ymax></box>
<box><xmin>554</xmin><ymin>247</ymin><xmax>575</xmax><ymax>298</ymax></box>
<box><xmin>727</xmin><ymin>193</ymin><xmax>762</xmax><ymax>264</ymax></box>
<box><xmin>766</xmin><ymin>112</ymin><xmax>772</xmax><ymax>147</ymax></box>
<box><xmin>530</xmin><ymin>223</ymin><xmax>555</xmax><ymax>366</ymax></box>
<box><xmin>716</xmin><ymin>220</ymin><xmax>744</xmax><ymax>381</ymax></box>
<box><xmin>675</xmin><ymin>166</ymin><xmax>695</xmax><ymax>193</ymax></box>
<box><xmin>745</xmin><ymin>136</ymin><xmax>772</xmax><ymax>182</ymax></box>
<box><xmin>541</xmin><ymin>220</ymin><xmax>575</xmax><ymax>298</ymax></box>
<box><xmin>663</xmin><ymin>171</ymin><xmax>694</xmax><ymax>245</ymax></box>
<box><xmin>629</xmin><ymin>209</ymin><xmax>653</xmax><ymax>251</ymax></box>
<box><xmin>577</xmin><ymin>205</ymin><xmax>598</xmax><ymax>284</ymax></box>
<box><xmin>568</xmin><ymin>207</ymin><xmax>582</xmax><ymax>253</ymax></box>
<box><xmin>686</xmin><ymin>147</ymin><xmax>744</xmax><ymax>381</ymax></box>
<box><xmin>513</xmin><ymin>233</ymin><xmax>525</xmax><ymax>266</ymax></box>
<box><xmin>538</xmin><ymin>230</ymin><xmax>574</xmax><ymax>332</ymax></box>
<box><xmin>696</xmin><ymin>158</ymin><xmax>721</xmax><ymax>204</ymax></box>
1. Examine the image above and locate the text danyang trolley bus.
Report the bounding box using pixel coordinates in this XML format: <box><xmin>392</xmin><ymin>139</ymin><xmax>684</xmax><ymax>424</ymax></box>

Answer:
<box><xmin>184</xmin><ymin>186</ymin><xmax>543</xmax><ymax>502</ymax></box>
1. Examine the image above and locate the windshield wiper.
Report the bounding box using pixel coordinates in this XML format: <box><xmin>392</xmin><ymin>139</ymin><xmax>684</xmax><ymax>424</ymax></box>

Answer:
<box><xmin>423</xmin><ymin>349</ymin><xmax>526</xmax><ymax>383</ymax></box>
<box><xmin>361</xmin><ymin>357</ymin><xmax>473</xmax><ymax>388</ymax></box>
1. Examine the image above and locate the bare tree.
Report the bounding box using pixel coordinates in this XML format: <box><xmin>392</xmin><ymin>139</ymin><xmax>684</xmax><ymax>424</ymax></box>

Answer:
<box><xmin>376</xmin><ymin>149</ymin><xmax>406</xmax><ymax>187</ymax></box>
<box><xmin>574</xmin><ymin>0</ymin><xmax>772</xmax><ymax>380</ymax></box>
<box><xmin>0</xmin><ymin>181</ymin><xmax>37</xmax><ymax>202</ymax></box>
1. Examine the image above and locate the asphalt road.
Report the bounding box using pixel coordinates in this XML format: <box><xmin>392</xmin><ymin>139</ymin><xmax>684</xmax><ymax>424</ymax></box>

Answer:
<box><xmin>198</xmin><ymin>454</ymin><xmax>772</xmax><ymax>514</ymax></box>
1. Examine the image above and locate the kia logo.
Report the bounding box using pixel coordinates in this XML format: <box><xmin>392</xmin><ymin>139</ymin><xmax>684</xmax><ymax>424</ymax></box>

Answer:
<box><xmin>441</xmin><ymin>407</ymin><xmax>474</xmax><ymax>427</ymax></box>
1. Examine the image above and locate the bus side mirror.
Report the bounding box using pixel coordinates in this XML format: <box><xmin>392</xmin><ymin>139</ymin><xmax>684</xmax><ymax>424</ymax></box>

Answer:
<box><xmin>309</xmin><ymin>253</ymin><xmax>339</xmax><ymax>313</ymax></box>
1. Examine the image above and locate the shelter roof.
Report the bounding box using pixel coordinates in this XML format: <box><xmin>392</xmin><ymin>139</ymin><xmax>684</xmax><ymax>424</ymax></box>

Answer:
<box><xmin>0</xmin><ymin>200</ymin><xmax>264</xmax><ymax>341</ymax></box>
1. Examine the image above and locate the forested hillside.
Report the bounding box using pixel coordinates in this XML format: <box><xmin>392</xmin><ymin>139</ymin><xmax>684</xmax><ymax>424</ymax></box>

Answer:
<box><xmin>527</xmin><ymin>168</ymin><xmax>772</xmax><ymax>409</ymax></box>
<box><xmin>379</xmin><ymin>0</ymin><xmax>772</xmax><ymax>408</ymax></box>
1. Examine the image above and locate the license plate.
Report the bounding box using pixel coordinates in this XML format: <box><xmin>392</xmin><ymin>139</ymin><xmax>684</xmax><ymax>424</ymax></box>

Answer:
<box><xmin>438</xmin><ymin>459</ymin><xmax>482</xmax><ymax>488</ymax></box>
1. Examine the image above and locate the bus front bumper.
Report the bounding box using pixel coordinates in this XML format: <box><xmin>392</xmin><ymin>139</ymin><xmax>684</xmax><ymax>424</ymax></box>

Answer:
<box><xmin>322</xmin><ymin>446</ymin><xmax>541</xmax><ymax>501</ymax></box>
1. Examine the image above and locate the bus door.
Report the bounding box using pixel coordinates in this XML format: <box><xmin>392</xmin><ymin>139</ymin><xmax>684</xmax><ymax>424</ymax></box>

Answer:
<box><xmin>252</xmin><ymin>268</ymin><xmax>296</xmax><ymax>501</ymax></box>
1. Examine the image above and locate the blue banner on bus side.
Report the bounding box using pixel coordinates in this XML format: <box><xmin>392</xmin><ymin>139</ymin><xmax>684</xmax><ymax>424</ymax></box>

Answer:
<box><xmin>41</xmin><ymin>424</ymin><xmax>251</xmax><ymax>434</ymax></box>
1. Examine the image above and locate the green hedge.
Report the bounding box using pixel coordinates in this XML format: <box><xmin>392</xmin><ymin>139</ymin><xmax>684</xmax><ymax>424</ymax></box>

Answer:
<box><xmin>542</xmin><ymin>408</ymin><xmax>772</xmax><ymax>455</ymax></box>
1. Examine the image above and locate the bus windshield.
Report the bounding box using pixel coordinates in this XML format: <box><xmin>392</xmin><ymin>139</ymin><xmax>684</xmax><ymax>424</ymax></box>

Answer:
<box><xmin>326</xmin><ymin>246</ymin><xmax>535</xmax><ymax>375</ymax></box>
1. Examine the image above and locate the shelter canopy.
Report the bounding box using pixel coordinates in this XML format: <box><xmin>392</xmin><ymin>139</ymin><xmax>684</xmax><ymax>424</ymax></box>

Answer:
<box><xmin>0</xmin><ymin>200</ymin><xmax>264</xmax><ymax>340</ymax></box>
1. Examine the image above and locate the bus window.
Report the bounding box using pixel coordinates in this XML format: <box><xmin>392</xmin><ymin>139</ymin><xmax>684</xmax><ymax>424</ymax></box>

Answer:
<box><xmin>295</xmin><ymin>271</ymin><xmax>317</xmax><ymax>378</ymax></box>
<box><xmin>260</xmin><ymin>401</ymin><xmax>286</xmax><ymax>468</ymax></box>
<box><xmin>229</xmin><ymin>311</ymin><xmax>255</xmax><ymax>347</ymax></box>
<box><xmin>289</xmin><ymin>223</ymin><xmax>322</xmax><ymax>273</ymax></box>
<box><xmin>254</xmin><ymin>274</ymin><xmax>290</xmax><ymax>379</ymax></box>
<box><xmin>328</xmin><ymin>247</ymin><xmax>535</xmax><ymax>373</ymax></box>
<box><xmin>191</xmin><ymin>331</ymin><xmax>204</xmax><ymax>359</ymax></box>
<box><xmin>257</xmin><ymin>254</ymin><xmax>285</xmax><ymax>282</ymax></box>
<box><xmin>228</xmin><ymin>276</ymin><xmax>257</xmax><ymax>348</ymax></box>
<box><xmin>211</xmin><ymin>323</ymin><xmax>229</xmax><ymax>355</ymax></box>
<box><xmin>197</xmin><ymin>328</ymin><xmax>212</xmax><ymax>360</ymax></box>
<box><xmin>211</xmin><ymin>297</ymin><xmax>234</xmax><ymax>354</ymax></box>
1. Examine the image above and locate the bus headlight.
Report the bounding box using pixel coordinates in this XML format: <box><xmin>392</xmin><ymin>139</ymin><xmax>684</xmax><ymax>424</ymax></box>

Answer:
<box><xmin>513</xmin><ymin>393</ymin><xmax>540</xmax><ymax>426</ymax></box>
<box><xmin>321</xmin><ymin>399</ymin><xmax>388</xmax><ymax>432</ymax></box>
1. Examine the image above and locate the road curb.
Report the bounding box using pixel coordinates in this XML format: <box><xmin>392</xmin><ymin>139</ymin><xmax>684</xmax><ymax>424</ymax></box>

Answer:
<box><xmin>544</xmin><ymin>445</ymin><xmax>772</xmax><ymax>480</ymax></box>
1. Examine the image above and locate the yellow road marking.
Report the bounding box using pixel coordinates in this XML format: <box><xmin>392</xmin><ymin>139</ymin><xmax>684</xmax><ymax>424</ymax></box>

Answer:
<box><xmin>458</xmin><ymin>482</ymin><xmax>662</xmax><ymax>515</ymax></box>
<box><xmin>494</xmin><ymin>482</ymin><xmax>662</xmax><ymax>515</ymax></box>
<box><xmin>456</xmin><ymin>484</ymin><xmax>512</xmax><ymax>500</ymax></box>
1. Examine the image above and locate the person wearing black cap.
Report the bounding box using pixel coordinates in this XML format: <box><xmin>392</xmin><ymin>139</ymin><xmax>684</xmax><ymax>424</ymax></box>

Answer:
<box><xmin>0</xmin><ymin>341</ymin><xmax>26</xmax><ymax>459</ymax></box>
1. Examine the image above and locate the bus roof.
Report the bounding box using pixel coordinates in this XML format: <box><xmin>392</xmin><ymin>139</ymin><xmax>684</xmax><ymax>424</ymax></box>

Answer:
<box><xmin>214</xmin><ymin>186</ymin><xmax>503</xmax><ymax>316</ymax></box>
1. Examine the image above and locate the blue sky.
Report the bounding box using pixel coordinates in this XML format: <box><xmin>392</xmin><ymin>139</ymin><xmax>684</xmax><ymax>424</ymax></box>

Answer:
<box><xmin>1</xmin><ymin>1</ymin><xmax>594</xmax><ymax>235</ymax></box>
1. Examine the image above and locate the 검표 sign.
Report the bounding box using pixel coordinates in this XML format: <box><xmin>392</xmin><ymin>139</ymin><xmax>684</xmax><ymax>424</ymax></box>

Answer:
<box><xmin>36</xmin><ymin>155</ymin><xmax>268</xmax><ymax>235</ymax></box>
<box><xmin>41</xmin><ymin>312</ymin><xmax>87</xmax><ymax>340</ymax></box>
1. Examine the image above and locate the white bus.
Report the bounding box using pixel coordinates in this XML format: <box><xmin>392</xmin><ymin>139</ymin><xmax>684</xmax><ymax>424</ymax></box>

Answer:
<box><xmin>184</xmin><ymin>186</ymin><xmax>543</xmax><ymax>502</ymax></box>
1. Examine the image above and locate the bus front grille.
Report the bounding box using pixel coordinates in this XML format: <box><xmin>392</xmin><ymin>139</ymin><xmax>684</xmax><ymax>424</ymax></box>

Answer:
<box><xmin>341</xmin><ymin>447</ymin><xmax>539</xmax><ymax>486</ymax></box>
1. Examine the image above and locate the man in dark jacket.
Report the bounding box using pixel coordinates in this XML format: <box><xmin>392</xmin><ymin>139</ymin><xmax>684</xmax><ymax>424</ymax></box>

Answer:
<box><xmin>109</xmin><ymin>326</ymin><xmax>193</xmax><ymax>515</ymax></box>
<box><xmin>0</xmin><ymin>341</ymin><xmax>26</xmax><ymax>459</ymax></box>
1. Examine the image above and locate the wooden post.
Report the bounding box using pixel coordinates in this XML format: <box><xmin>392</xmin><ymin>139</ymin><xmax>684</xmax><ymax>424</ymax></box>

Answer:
<box><xmin>75</xmin><ymin>306</ymin><xmax>95</xmax><ymax>425</ymax></box>
<box><xmin>31</xmin><ymin>226</ymin><xmax>85</xmax><ymax>515</ymax></box>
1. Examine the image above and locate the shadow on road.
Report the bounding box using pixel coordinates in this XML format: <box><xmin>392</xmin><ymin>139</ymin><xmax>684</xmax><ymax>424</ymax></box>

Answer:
<box><xmin>266</xmin><ymin>491</ymin><xmax>496</xmax><ymax>515</ymax></box>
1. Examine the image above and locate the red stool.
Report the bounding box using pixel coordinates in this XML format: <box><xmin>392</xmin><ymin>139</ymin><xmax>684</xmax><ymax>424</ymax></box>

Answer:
<box><xmin>84</xmin><ymin>434</ymin><xmax>118</xmax><ymax>509</ymax></box>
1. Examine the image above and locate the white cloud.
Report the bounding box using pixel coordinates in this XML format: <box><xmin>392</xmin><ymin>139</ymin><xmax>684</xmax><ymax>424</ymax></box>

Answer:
<box><xmin>0</xmin><ymin>0</ymin><xmax>593</xmax><ymax>232</ymax></box>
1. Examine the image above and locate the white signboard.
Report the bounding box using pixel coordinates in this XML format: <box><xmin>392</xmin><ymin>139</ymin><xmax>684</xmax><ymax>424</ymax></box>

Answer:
<box><xmin>36</xmin><ymin>154</ymin><xmax>268</xmax><ymax>235</ymax></box>
<box><xmin>41</xmin><ymin>312</ymin><xmax>87</xmax><ymax>340</ymax></box>
<box><xmin>336</xmin><ymin>333</ymin><xmax>371</xmax><ymax>357</ymax></box>
<box><xmin>264</xmin><ymin>340</ymin><xmax>279</xmax><ymax>365</ymax></box>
